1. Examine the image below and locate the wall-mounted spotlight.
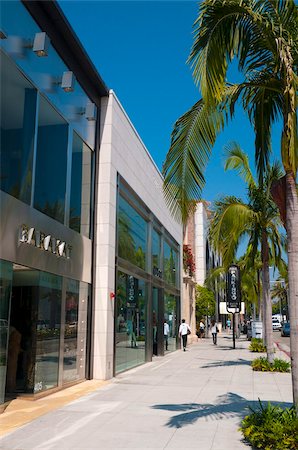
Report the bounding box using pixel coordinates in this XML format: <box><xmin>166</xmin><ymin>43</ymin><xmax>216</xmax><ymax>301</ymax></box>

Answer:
<box><xmin>0</xmin><ymin>29</ymin><xmax>7</xmax><ymax>39</ymax></box>
<box><xmin>61</xmin><ymin>71</ymin><xmax>75</xmax><ymax>92</ymax></box>
<box><xmin>76</xmin><ymin>103</ymin><xmax>97</xmax><ymax>121</ymax></box>
<box><xmin>85</xmin><ymin>102</ymin><xmax>96</xmax><ymax>121</ymax></box>
<box><xmin>33</xmin><ymin>32</ymin><xmax>49</xmax><ymax>57</ymax></box>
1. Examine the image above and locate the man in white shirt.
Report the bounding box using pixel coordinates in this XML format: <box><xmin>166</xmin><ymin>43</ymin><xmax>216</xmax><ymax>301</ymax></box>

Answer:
<box><xmin>164</xmin><ymin>319</ymin><xmax>170</xmax><ymax>350</ymax></box>
<box><xmin>179</xmin><ymin>319</ymin><xmax>191</xmax><ymax>351</ymax></box>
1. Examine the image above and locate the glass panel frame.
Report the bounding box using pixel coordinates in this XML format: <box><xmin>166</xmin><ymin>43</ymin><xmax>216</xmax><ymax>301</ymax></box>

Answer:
<box><xmin>0</xmin><ymin>51</ymin><xmax>37</xmax><ymax>204</ymax></box>
<box><xmin>115</xmin><ymin>271</ymin><xmax>146</xmax><ymax>374</ymax></box>
<box><xmin>118</xmin><ymin>195</ymin><xmax>148</xmax><ymax>271</ymax></box>
<box><xmin>69</xmin><ymin>132</ymin><xmax>93</xmax><ymax>237</ymax></box>
<box><xmin>34</xmin><ymin>94</ymin><xmax>68</xmax><ymax>224</ymax></box>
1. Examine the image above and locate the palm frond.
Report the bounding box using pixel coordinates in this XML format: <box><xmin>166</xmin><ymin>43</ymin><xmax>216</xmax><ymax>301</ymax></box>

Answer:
<box><xmin>163</xmin><ymin>99</ymin><xmax>223</xmax><ymax>224</ymax></box>
<box><xmin>188</xmin><ymin>0</ymin><xmax>278</xmax><ymax>102</ymax></box>
<box><xmin>209</xmin><ymin>196</ymin><xmax>257</xmax><ymax>266</ymax></box>
<box><xmin>223</xmin><ymin>142</ymin><xmax>256</xmax><ymax>188</ymax></box>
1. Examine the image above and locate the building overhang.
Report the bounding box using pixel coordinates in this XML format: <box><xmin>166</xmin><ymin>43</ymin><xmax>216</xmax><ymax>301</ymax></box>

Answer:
<box><xmin>22</xmin><ymin>0</ymin><xmax>109</xmax><ymax>106</ymax></box>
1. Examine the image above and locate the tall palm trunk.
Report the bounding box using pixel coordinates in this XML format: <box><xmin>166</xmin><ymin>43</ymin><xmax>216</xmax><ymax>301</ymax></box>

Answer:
<box><xmin>286</xmin><ymin>173</ymin><xmax>298</xmax><ymax>408</ymax></box>
<box><xmin>257</xmin><ymin>269</ymin><xmax>262</xmax><ymax>321</ymax></box>
<box><xmin>261</xmin><ymin>231</ymin><xmax>274</xmax><ymax>364</ymax></box>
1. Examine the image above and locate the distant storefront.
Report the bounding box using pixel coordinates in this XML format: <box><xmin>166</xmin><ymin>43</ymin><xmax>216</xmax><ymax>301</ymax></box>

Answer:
<box><xmin>115</xmin><ymin>177</ymin><xmax>180</xmax><ymax>374</ymax></box>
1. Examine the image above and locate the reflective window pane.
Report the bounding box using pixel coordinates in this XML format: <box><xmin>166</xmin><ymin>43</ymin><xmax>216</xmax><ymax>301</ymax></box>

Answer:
<box><xmin>152</xmin><ymin>229</ymin><xmax>162</xmax><ymax>277</ymax></box>
<box><xmin>164</xmin><ymin>242</ymin><xmax>178</xmax><ymax>286</ymax></box>
<box><xmin>164</xmin><ymin>293</ymin><xmax>178</xmax><ymax>352</ymax></box>
<box><xmin>69</xmin><ymin>133</ymin><xmax>93</xmax><ymax>237</ymax></box>
<box><xmin>63</xmin><ymin>279</ymin><xmax>79</xmax><ymax>382</ymax></box>
<box><xmin>0</xmin><ymin>51</ymin><xmax>37</xmax><ymax>204</ymax></box>
<box><xmin>34</xmin><ymin>95</ymin><xmax>68</xmax><ymax>223</ymax></box>
<box><xmin>118</xmin><ymin>196</ymin><xmax>147</xmax><ymax>270</ymax></box>
<box><xmin>115</xmin><ymin>272</ymin><xmax>146</xmax><ymax>374</ymax></box>
<box><xmin>34</xmin><ymin>271</ymin><xmax>62</xmax><ymax>393</ymax></box>
<box><xmin>63</xmin><ymin>279</ymin><xmax>88</xmax><ymax>384</ymax></box>
<box><xmin>0</xmin><ymin>260</ymin><xmax>13</xmax><ymax>404</ymax></box>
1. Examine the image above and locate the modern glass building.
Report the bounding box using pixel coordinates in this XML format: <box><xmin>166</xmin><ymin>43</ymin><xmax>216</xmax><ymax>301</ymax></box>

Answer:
<box><xmin>0</xmin><ymin>0</ymin><xmax>108</xmax><ymax>405</ymax></box>
<box><xmin>0</xmin><ymin>1</ymin><xmax>182</xmax><ymax>406</ymax></box>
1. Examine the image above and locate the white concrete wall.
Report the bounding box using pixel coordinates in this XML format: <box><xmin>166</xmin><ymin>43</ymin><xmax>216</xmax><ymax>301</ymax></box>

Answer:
<box><xmin>93</xmin><ymin>91</ymin><xmax>182</xmax><ymax>379</ymax></box>
<box><xmin>194</xmin><ymin>202</ymin><xmax>209</xmax><ymax>286</ymax></box>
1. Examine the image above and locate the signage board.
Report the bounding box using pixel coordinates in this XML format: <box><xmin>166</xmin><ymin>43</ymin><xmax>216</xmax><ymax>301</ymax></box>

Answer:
<box><xmin>226</xmin><ymin>264</ymin><xmax>241</xmax><ymax>311</ymax></box>
<box><xmin>126</xmin><ymin>275</ymin><xmax>138</xmax><ymax>306</ymax></box>
<box><xmin>219</xmin><ymin>302</ymin><xmax>245</xmax><ymax>315</ymax></box>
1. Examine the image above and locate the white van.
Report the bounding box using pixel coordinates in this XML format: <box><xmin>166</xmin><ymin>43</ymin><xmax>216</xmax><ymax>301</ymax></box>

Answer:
<box><xmin>272</xmin><ymin>317</ymin><xmax>282</xmax><ymax>331</ymax></box>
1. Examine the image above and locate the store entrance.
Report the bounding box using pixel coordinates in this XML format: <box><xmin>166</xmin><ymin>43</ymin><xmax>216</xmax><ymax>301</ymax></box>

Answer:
<box><xmin>6</xmin><ymin>267</ymin><xmax>36</xmax><ymax>396</ymax></box>
<box><xmin>5</xmin><ymin>265</ymin><xmax>62</xmax><ymax>399</ymax></box>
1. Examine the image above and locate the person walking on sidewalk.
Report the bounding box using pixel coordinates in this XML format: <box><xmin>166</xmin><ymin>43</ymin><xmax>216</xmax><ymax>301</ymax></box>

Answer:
<box><xmin>179</xmin><ymin>319</ymin><xmax>191</xmax><ymax>351</ymax></box>
<box><xmin>164</xmin><ymin>319</ymin><xmax>170</xmax><ymax>351</ymax></box>
<box><xmin>211</xmin><ymin>319</ymin><xmax>218</xmax><ymax>345</ymax></box>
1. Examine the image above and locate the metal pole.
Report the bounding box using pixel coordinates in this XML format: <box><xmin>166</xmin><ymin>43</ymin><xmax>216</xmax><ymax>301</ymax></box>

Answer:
<box><xmin>233</xmin><ymin>313</ymin><xmax>236</xmax><ymax>349</ymax></box>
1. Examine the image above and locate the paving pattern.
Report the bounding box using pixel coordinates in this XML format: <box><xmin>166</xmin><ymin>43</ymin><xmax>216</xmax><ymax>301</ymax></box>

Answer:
<box><xmin>0</xmin><ymin>334</ymin><xmax>292</xmax><ymax>450</ymax></box>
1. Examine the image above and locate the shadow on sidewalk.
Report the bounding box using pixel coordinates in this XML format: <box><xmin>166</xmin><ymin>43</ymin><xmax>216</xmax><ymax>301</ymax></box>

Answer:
<box><xmin>152</xmin><ymin>393</ymin><xmax>292</xmax><ymax>429</ymax></box>
<box><xmin>200</xmin><ymin>358</ymin><xmax>251</xmax><ymax>368</ymax></box>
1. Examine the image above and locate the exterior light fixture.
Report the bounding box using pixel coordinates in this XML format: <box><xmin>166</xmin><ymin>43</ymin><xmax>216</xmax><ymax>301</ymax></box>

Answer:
<box><xmin>0</xmin><ymin>29</ymin><xmax>7</xmax><ymax>39</ymax></box>
<box><xmin>61</xmin><ymin>71</ymin><xmax>75</xmax><ymax>92</ymax></box>
<box><xmin>33</xmin><ymin>32</ymin><xmax>49</xmax><ymax>57</ymax></box>
<box><xmin>85</xmin><ymin>102</ymin><xmax>96</xmax><ymax>121</ymax></box>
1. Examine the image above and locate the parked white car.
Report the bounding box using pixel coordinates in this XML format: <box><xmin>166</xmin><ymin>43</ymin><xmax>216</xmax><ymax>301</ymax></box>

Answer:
<box><xmin>272</xmin><ymin>318</ymin><xmax>282</xmax><ymax>331</ymax></box>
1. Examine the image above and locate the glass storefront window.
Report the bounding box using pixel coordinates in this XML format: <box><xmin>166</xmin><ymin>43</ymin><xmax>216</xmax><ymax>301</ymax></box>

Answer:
<box><xmin>115</xmin><ymin>271</ymin><xmax>146</xmax><ymax>374</ymax></box>
<box><xmin>164</xmin><ymin>293</ymin><xmax>178</xmax><ymax>352</ymax></box>
<box><xmin>63</xmin><ymin>279</ymin><xmax>88</xmax><ymax>383</ymax></box>
<box><xmin>164</xmin><ymin>241</ymin><xmax>178</xmax><ymax>286</ymax></box>
<box><xmin>34</xmin><ymin>271</ymin><xmax>62</xmax><ymax>393</ymax></box>
<box><xmin>152</xmin><ymin>229</ymin><xmax>162</xmax><ymax>277</ymax></box>
<box><xmin>34</xmin><ymin>95</ymin><xmax>68</xmax><ymax>223</ymax></box>
<box><xmin>0</xmin><ymin>51</ymin><xmax>37</xmax><ymax>204</ymax></box>
<box><xmin>152</xmin><ymin>287</ymin><xmax>159</xmax><ymax>356</ymax></box>
<box><xmin>0</xmin><ymin>260</ymin><xmax>13</xmax><ymax>404</ymax></box>
<box><xmin>118</xmin><ymin>196</ymin><xmax>147</xmax><ymax>270</ymax></box>
<box><xmin>69</xmin><ymin>132</ymin><xmax>93</xmax><ymax>237</ymax></box>
<box><xmin>63</xmin><ymin>279</ymin><xmax>79</xmax><ymax>382</ymax></box>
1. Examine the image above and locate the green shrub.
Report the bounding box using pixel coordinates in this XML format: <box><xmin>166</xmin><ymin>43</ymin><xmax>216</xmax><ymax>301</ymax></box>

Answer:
<box><xmin>240</xmin><ymin>400</ymin><xmax>298</xmax><ymax>449</ymax></box>
<box><xmin>252</xmin><ymin>357</ymin><xmax>291</xmax><ymax>372</ymax></box>
<box><xmin>249</xmin><ymin>338</ymin><xmax>266</xmax><ymax>352</ymax></box>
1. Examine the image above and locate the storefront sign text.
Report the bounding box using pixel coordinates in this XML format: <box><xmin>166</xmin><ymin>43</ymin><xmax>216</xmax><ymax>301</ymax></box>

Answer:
<box><xmin>19</xmin><ymin>224</ymin><xmax>72</xmax><ymax>259</ymax></box>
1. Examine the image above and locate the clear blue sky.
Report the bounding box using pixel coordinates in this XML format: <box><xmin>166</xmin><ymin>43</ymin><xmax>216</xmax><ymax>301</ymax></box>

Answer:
<box><xmin>59</xmin><ymin>0</ymin><xmax>282</xmax><ymax>204</ymax></box>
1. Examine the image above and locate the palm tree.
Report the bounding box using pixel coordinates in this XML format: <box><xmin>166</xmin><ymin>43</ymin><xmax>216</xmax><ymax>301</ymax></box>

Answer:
<box><xmin>209</xmin><ymin>145</ymin><xmax>284</xmax><ymax>363</ymax></box>
<box><xmin>163</xmin><ymin>0</ymin><xmax>298</xmax><ymax>406</ymax></box>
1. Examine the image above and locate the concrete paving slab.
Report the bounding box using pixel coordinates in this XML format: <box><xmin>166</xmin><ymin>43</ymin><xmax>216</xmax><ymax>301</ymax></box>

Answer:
<box><xmin>0</xmin><ymin>333</ymin><xmax>293</xmax><ymax>450</ymax></box>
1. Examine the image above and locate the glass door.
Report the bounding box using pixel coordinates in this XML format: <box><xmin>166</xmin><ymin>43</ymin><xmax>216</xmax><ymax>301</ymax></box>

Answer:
<box><xmin>0</xmin><ymin>260</ymin><xmax>13</xmax><ymax>404</ymax></box>
<box><xmin>152</xmin><ymin>288</ymin><xmax>158</xmax><ymax>355</ymax></box>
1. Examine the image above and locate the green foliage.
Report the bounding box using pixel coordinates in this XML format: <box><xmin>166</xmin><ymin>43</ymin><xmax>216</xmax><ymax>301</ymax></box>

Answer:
<box><xmin>249</xmin><ymin>338</ymin><xmax>266</xmax><ymax>353</ymax></box>
<box><xmin>240</xmin><ymin>400</ymin><xmax>298</xmax><ymax>449</ymax></box>
<box><xmin>252</xmin><ymin>357</ymin><xmax>291</xmax><ymax>373</ymax></box>
<box><xmin>195</xmin><ymin>285</ymin><xmax>215</xmax><ymax>321</ymax></box>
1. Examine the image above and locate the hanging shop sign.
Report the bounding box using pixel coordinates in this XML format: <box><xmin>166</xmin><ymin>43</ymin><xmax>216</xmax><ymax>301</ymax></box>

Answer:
<box><xmin>226</xmin><ymin>264</ymin><xmax>241</xmax><ymax>311</ymax></box>
<box><xmin>126</xmin><ymin>275</ymin><xmax>138</xmax><ymax>306</ymax></box>
<box><xmin>19</xmin><ymin>224</ymin><xmax>72</xmax><ymax>259</ymax></box>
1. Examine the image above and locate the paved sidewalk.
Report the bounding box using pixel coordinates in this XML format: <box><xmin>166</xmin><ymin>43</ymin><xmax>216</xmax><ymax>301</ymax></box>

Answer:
<box><xmin>0</xmin><ymin>333</ymin><xmax>293</xmax><ymax>450</ymax></box>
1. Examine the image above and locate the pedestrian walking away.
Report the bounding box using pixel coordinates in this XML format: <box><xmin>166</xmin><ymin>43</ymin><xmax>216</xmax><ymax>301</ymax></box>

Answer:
<box><xmin>179</xmin><ymin>319</ymin><xmax>191</xmax><ymax>351</ymax></box>
<box><xmin>211</xmin><ymin>319</ymin><xmax>218</xmax><ymax>345</ymax></box>
<box><xmin>164</xmin><ymin>319</ymin><xmax>170</xmax><ymax>351</ymax></box>
<box><xmin>199</xmin><ymin>319</ymin><xmax>205</xmax><ymax>339</ymax></box>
